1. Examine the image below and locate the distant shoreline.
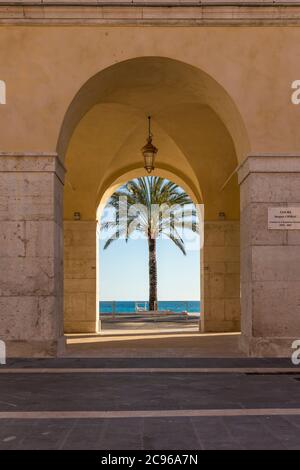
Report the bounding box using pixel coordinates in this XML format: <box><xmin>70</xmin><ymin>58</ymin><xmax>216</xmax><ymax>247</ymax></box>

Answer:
<box><xmin>99</xmin><ymin>300</ymin><xmax>201</xmax><ymax>315</ymax></box>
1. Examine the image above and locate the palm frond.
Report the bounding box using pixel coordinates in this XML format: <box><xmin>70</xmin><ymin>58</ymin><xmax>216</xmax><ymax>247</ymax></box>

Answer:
<box><xmin>100</xmin><ymin>176</ymin><xmax>199</xmax><ymax>252</ymax></box>
<box><xmin>162</xmin><ymin>231</ymin><xmax>187</xmax><ymax>255</ymax></box>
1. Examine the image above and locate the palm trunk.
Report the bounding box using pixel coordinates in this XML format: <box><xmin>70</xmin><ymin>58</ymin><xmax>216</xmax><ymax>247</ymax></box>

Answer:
<box><xmin>148</xmin><ymin>237</ymin><xmax>157</xmax><ymax>311</ymax></box>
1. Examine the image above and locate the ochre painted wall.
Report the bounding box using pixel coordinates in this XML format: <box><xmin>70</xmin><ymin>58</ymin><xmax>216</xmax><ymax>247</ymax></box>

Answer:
<box><xmin>0</xmin><ymin>26</ymin><xmax>299</xmax><ymax>158</ymax></box>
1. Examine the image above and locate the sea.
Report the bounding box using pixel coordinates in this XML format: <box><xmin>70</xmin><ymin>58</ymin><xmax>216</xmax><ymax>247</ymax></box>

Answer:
<box><xmin>99</xmin><ymin>301</ymin><xmax>200</xmax><ymax>314</ymax></box>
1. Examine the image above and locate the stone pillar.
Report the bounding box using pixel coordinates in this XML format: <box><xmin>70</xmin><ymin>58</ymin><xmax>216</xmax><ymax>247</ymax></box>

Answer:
<box><xmin>64</xmin><ymin>220</ymin><xmax>99</xmax><ymax>333</ymax></box>
<box><xmin>202</xmin><ymin>221</ymin><xmax>240</xmax><ymax>332</ymax></box>
<box><xmin>239</xmin><ymin>155</ymin><xmax>300</xmax><ymax>357</ymax></box>
<box><xmin>0</xmin><ymin>153</ymin><xmax>64</xmax><ymax>357</ymax></box>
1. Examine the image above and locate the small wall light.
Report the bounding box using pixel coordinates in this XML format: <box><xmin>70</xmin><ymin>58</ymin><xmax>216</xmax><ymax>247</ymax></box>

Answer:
<box><xmin>218</xmin><ymin>211</ymin><xmax>226</xmax><ymax>221</ymax></box>
<box><xmin>73</xmin><ymin>212</ymin><xmax>81</xmax><ymax>221</ymax></box>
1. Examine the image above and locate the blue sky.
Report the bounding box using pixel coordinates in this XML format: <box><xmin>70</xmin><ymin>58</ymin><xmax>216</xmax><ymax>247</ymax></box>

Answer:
<box><xmin>99</xmin><ymin>233</ymin><xmax>200</xmax><ymax>301</ymax></box>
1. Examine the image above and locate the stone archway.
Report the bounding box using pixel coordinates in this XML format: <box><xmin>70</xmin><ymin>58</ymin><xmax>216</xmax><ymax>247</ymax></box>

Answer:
<box><xmin>61</xmin><ymin>57</ymin><xmax>245</xmax><ymax>343</ymax></box>
<box><xmin>1</xmin><ymin>28</ymin><xmax>300</xmax><ymax>358</ymax></box>
<box><xmin>0</xmin><ymin>55</ymin><xmax>249</xmax><ymax>357</ymax></box>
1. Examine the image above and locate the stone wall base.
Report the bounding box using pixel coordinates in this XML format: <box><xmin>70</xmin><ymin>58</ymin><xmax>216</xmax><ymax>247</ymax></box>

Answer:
<box><xmin>238</xmin><ymin>155</ymin><xmax>300</xmax><ymax>359</ymax></box>
<box><xmin>240</xmin><ymin>334</ymin><xmax>295</xmax><ymax>358</ymax></box>
<box><xmin>203</xmin><ymin>221</ymin><xmax>240</xmax><ymax>333</ymax></box>
<box><xmin>204</xmin><ymin>319</ymin><xmax>240</xmax><ymax>333</ymax></box>
<box><xmin>64</xmin><ymin>320</ymin><xmax>100</xmax><ymax>334</ymax></box>
<box><xmin>0</xmin><ymin>153</ymin><xmax>65</xmax><ymax>358</ymax></box>
<box><xmin>64</xmin><ymin>221</ymin><xmax>97</xmax><ymax>334</ymax></box>
<box><xmin>5</xmin><ymin>336</ymin><xmax>66</xmax><ymax>358</ymax></box>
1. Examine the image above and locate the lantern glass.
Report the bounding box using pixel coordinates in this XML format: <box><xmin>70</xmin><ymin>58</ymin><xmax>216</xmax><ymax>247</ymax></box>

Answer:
<box><xmin>141</xmin><ymin>116</ymin><xmax>158</xmax><ymax>173</ymax></box>
<box><xmin>143</xmin><ymin>151</ymin><xmax>156</xmax><ymax>173</ymax></box>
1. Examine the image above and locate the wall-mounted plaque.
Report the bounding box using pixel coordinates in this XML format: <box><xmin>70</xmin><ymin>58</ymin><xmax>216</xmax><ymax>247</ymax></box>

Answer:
<box><xmin>268</xmin><ymin>207</ymin><xmax>300</xmax><ymax>230</ymax></box>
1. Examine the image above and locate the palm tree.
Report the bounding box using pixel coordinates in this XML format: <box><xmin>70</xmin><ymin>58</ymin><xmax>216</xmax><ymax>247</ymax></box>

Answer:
<box><xmin>101</xmin><ymin>177</ymin><xmax>198</xmax><ymax>311</ymax></box>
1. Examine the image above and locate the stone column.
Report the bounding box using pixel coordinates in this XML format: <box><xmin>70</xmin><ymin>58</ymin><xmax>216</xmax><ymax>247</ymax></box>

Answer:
<box><xmin>0</xmin><ymin>153</ymin><xmax>64</xmax><ymax>357</ymax></box>
<box><xmin>64</xmin><ymin>220</ymin><xmax>99</xmax><ymax>333</ymax></box>
<box><xmin>202</xmin><ymin>221</ymin><xmax>240</xmax><ymax>332</ymax></box>
<box><xmin>239</xmin><ymin>155</ymin><xmax>300</xmax><ymax>357</ymax></box>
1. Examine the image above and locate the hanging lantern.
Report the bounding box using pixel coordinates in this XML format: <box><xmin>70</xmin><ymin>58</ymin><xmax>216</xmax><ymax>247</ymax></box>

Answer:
<box><xmin>141</xmin><ymin>116</ymin><xmax>158</xmax><ymax>173</ymax></box>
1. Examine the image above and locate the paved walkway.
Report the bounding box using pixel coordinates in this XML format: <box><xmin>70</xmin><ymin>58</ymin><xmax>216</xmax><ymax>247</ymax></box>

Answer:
<box><xmin>65</xmin><ymin>331</ymin><xmax>243</xmax><ymax>357</ymax></box>
<box><xmin>0</xmin><ymin>357</ymin><xmax>300</xmax><ymax>449</ymax></box>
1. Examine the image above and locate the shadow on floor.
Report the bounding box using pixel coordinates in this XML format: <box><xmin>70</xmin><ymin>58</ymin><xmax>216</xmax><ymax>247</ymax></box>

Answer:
<box><xmin>63</xmin><ymin>331</ymin><xmax>243</xmax><ymax>358</ymax></box>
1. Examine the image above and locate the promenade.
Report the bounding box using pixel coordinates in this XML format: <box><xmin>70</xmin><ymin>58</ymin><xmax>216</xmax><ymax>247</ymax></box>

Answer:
<box><xmin>0</xmin><ymin>356</ymin><xmax>300</xmax><ymax>450</ymax></box>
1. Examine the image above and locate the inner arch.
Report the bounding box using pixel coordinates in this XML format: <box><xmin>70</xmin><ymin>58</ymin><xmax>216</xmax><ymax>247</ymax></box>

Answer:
<box><xmin>57</xmin><ymin>56</ymin><xmax>250</xmax><ymax>163</ymax></box>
